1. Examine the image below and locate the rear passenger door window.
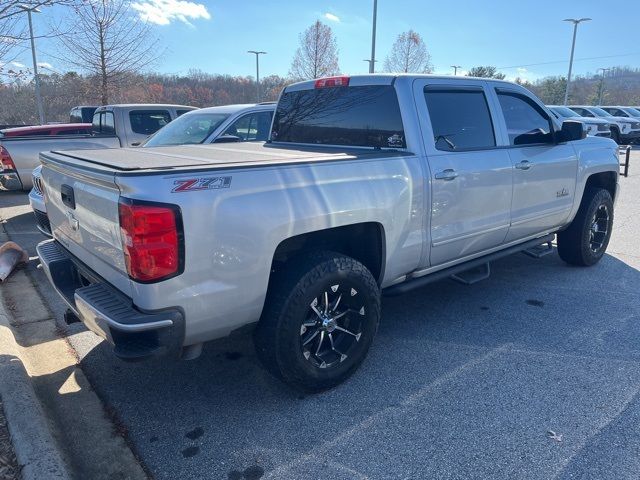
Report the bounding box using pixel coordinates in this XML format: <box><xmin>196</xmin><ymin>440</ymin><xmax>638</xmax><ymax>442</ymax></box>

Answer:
<box><xmin>573</xmin><ymin>107</ymin><xmax>594</xmax><ymax>118</ymax></box>
<box><xmin>424</xmin><ymin>87</ymin><xmax>495</xmax><ymax>150</ymax></box>
<box><xmin>496</xmin><ymin>91</ymin><xmax>553</xmax><ymax>145</ymax></box>
<box><xmin>92</xmin><ymin>112</ymin><xmax>116</xmax><ymax>135</ymax></box>
<box><xmin>129</xmin><ymin>110</ymin><xmax>171</xmax><ymax>135</ymax></box>
<box><xmin>102</xmin><ymin>112</ymin><xmax>116</xmax><ymax>135</ymax></box>
<box><xmin>223</xmin><ymin>111</ymin><xmax>273</xmax><ymax>142</ymax></box>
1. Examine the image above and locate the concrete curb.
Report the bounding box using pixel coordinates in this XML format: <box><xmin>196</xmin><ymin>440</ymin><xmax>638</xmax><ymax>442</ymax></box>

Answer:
<box><xmin>0</xmin><ymin>293</ymin><xmax>71</xmax><ymax>480</ymax></box>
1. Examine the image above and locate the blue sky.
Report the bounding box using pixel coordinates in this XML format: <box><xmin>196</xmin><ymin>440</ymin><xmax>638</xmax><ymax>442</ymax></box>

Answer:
<box><xmin>11</xmin><ymin>0</ymin><xmax>640</xmax><ymax>81</ymax></box>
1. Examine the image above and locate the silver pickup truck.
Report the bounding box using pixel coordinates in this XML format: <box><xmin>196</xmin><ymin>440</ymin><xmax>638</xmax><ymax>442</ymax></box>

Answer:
<box><xmin>37</xmin><ymin>75</ymin><xmax>619</xmax><ymax>392</ymax></box>
<box><xmin>1</xmin><ymin>104</ymin><xmax>196</xmax><ymax>191</ymax></box>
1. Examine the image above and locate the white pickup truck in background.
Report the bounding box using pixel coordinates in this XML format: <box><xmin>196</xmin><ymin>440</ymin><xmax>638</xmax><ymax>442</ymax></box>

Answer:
<box><xmin>29</xmin><ymin>103</ymin><xmax>276</xmax><ymax>236</ymax></box>
<box><xmin>37</xmin><ymin>74</ymin><xmax>619</xmax><ymax>392</ymax></box>
<box><xmin>1</xmin><ymin>103</ymin><xmax>196</xmax><ymax>191</ymax></box>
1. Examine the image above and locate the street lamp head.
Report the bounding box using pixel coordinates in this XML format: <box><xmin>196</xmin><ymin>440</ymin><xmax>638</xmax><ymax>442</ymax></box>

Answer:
<box><xmin>18</xmin><ymin>5</ymin><xmax>42</xmax><ymax>12</ymax></box>
<box><xmin>563</xmin><ymin>18</ymin><xmax>591</xmax><ymax>24</ymax></box>
<box><xmin>248</xmin><ymin>51</ymin><xmax>267</xmax><ymax>55</ymax></box>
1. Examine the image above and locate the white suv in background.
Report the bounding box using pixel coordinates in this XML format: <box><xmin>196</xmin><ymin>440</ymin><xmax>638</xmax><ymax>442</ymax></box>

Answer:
<box><xmin>599</xmin><ymin>106</ymin><xmax>640</xmax><ymax>122</ymax></box>
<box><xmin>569</xmin><ymin>105</ymin><xmax>640</xmax><ymax>144</ymax></box>
<box><xmin>547</xmin><ymin>106</ymin><xmax>611</xmax><ymax>138</ymax></box>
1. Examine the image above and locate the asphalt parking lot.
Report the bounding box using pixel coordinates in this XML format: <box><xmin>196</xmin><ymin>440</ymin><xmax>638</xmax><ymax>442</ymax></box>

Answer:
<box><xmin>1</xmin><ymin>151</ymin><xmax>639</xmax><ymax>480</ymax></box>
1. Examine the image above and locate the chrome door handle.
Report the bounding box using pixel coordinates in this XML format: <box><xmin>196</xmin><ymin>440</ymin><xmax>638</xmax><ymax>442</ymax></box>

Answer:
<box><xmin>515</xmin><ymin>161</ymin><xmax>532</xmax><ymax>170</ymax></box>
<box><xmin>434</xmin><ymin>169</ymin><xmax>459</xmax><ymax>181</ymax></box>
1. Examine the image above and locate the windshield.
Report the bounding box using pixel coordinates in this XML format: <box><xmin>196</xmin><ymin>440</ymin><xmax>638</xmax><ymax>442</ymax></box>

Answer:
<box><xmin>143</xmin><ymin>112</ymin><xmax>230</xmax><ymax>147</ymax></box>
<box><xmin>551</xmin><ymin>106</ymin><xmax>578</xmax><ymax>118</ymax></box>
<box><xmin>589</xmin><ymin>107</ymin><xmax>612</xmax><ymax>117</ymax></box>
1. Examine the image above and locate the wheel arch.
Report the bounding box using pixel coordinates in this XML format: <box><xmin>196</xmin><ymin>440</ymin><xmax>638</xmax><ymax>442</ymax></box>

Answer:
<box><xmin>270</xmin><ymin>222</ymin><xmax>386</xmax><ymax>286</ymax></box>
<box><xmin>585</xmin><ymin>170</ymin><xmax>617</xmax><ymax>202</ymax></box>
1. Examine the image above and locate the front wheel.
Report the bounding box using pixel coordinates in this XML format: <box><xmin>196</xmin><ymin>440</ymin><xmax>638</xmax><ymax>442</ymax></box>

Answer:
<box><xmin>611</xmin><ymin>128</ymin><xmax>621</xmax><ymax>145</ymax></box>
<box><xmin>255</xmin><ymin>251</ymin><xmax>381</xmax><ymax>392</ymax></box>
<box><xmin>557</xmin><ymin>187</ymin><xmax>614</xmax><ymax>266</ymax></box>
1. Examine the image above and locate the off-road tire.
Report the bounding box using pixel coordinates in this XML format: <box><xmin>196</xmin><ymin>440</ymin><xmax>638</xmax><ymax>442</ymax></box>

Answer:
<box><xmin>254</xmin><ymin>251</ymin><xmax>381</xmax><ymax>392</ymax></box>
<box><xmin>557</xmin><ymin>187</ymin><xmax>614</xmax><ymax>266</ymax></box>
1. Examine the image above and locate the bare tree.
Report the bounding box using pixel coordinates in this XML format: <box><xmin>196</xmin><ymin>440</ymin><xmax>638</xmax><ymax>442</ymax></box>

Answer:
<box><xmin>289</xmin><ymin>20</ymin><xmax>339</xmax><ymax>80</ymax></box>
<box><xmin>0</xmin><ymin>15</ymin><xmax>24</xmax><ymax>73</ymax></box>
<box><xmin>0</xmin><ymin>0</ymin><xmax>76</xmax><ymax>21</ymax></box>
<box><xmin>56</xmin><ymin>0</ymin><xmax>161</xmax><ymax>104</ymax></box>
<box><xmin>384</xmin><ymin>30</ymin><xmax>432</xmax><ymax>74</ymax></box>
<box><xmin>0</xmin><ymin>0</ymin><xmax>76</xmax><ymax>54</ymax></box>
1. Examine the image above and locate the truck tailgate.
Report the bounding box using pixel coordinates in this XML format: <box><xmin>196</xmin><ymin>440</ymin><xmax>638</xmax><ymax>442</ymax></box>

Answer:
<box><xmin>40</xmin><ymin>152</ymin><xmax>132</xmax><ymax>297</ymax></box>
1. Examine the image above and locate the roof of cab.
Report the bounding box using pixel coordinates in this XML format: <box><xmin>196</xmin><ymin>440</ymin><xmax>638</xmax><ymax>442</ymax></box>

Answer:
<box><xmin>284</xmin><ymin>73</ymin><xmax>518</xmax><ymax>92</ymax></box>
<box><xmin>178</xmin><ymin>103</ymin><xmax>276</xmax><ymax>115</ymax></box>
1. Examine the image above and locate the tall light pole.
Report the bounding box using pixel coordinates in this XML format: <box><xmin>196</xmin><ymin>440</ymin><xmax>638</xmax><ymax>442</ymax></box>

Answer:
<box><xmin>451</xmin><ymin>65</ymin><xmax>461</xmax><ymax>75</ymax></box>
<box><xmin>563</xmin><ymin>17</ymin><xmax>591</xmax><ymax>105</ymax></box>
<box><xmin>597</xmin><ymin>67</ymin><xmax>611</xmax><ymax>105</ymax></box>
<box><xmin>363</xmin><ymin>59</ymin><xmax>377</xmax><ymax>72</ymax></box>
<box><xmin>247</xmin><ymin>50</ymin><xmax>266</xmax><ymax>102</ymax></box>
<box><xmin>369</xmin><ymin>0</ymin><xmax>377</xmax><ymax>73</ymax></box>
<box><xmin>19</xmin><ymin>5</ymin><xmax>45</xmax><ymax>124</ymax></box>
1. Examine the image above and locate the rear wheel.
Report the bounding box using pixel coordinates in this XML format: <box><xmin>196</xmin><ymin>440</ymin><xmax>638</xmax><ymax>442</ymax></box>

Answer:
<box><xmin>557</xmin><ymin>187</ymin><xmax>614</xmax><ymax>266</ymax></box>
<box><xmin>255</xmin><ymin>251</ymin><xmax>380</xmax><ymax>392</ymax></box>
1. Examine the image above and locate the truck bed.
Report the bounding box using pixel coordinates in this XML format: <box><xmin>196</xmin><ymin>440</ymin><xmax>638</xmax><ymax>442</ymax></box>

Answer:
<box><xmin>46</xmin><ymin>142</ymin><xmax>410</xmax><ymax>172</ymax></box>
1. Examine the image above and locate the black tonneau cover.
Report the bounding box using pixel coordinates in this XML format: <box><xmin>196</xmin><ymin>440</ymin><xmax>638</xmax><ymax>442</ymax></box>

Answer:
<box><xmin>49</xmin><ymin>142</ymin><xmax>409</xmax><ymax>172</ymax></box>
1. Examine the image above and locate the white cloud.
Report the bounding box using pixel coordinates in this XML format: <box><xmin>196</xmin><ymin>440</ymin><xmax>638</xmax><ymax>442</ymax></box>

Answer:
<box><xmin>0</xmin><ymin>36</ymin><xmax>20</xmax><ymax>45</ymax></box>
<box><xmin>505</xmin><ymin>67</ymin><xmax>540</xmax><ymax>83</ymax></box>
<box><xmin>131</xmin><ymin>0</ymin><xmax>211</xmax><ymax>26</ymax></box>
<box><xmin>324</xmin><ymin>12</ymin><xmax>340</xmax><ymax>22</ymax></box>
<box><xmin>11</xmin><ymin>61</ymin><xmax>25</xmax><ymax>68</ymax></box>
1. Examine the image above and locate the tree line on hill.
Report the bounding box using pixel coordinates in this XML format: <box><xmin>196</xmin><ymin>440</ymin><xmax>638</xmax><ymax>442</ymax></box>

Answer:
<box><xmin>2</xmin><ymin>0</ymin><xmax>639</xmax><ymax>124</ymax></box>
<box><xmin>2</xmin><ymin>66</ymin><xmax>640</xmax><ymax>125</ymax></box>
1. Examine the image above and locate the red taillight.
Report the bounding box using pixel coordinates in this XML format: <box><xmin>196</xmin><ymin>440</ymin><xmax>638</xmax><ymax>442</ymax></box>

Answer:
<box><xmin>314</xmin><ymin>76</ymin><xmax>350</xmax><ymax>89</ymax></box>
<box><xmin>118</xmin><ymin>200</ymin><xmax>183</xmax><ymax>282</ymax></box>
<box><xmin>0</xmin><ymin>146</ymin><xmax>16</xmax><ymax>171</ymax></box>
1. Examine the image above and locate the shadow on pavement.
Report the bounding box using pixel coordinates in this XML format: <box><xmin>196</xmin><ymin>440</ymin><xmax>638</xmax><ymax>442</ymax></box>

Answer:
<box><xmin>59</xmin><ymin>249</ymin><xmax>640</xmax><ymax>480</ymax></box>
<box><xmin>0</xmin><ymin>192</ymin><xmax>30</xmax><ymax>210</ymax></box>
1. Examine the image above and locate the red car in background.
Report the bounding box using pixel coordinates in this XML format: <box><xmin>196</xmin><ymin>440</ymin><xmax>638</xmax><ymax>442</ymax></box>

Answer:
<box><xmin>0</xmin><ymin>123</ymin><xmax>92</xmax><ymax>138</ymax></box>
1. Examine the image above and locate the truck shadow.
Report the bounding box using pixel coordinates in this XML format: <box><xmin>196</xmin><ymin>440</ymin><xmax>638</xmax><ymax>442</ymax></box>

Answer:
<box><xmin>0</xmin><ymin>191</ymin><xmax>30</xmax><ymax>209</ymax></box>
<box><xmin>59</xmin><ymin>248</ymin><xmax>640</xmax><ymax>479</ymax></box>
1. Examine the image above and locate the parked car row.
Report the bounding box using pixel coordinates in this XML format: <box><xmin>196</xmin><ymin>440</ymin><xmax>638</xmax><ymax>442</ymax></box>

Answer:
<box><xmin>547</xmin><ymin>106</ymin><xmax>612</xmax><ymax>138</ymax></box>
<box><xmin>1</xmin><ymin>104</ymin><xmax>197</xmax><ymax>192</ymax></box>
<box><xmin>22</xmin><ymin>102</ymin><xmax>276</xmax><ymax>235</ymax></box>
<box><xmin>552</xmin><ymin>105</ymin><xmax>640</xmax><ymax>144</ymax></box>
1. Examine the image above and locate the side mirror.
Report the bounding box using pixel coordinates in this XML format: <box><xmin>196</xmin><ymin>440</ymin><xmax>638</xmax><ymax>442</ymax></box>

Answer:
<box><xmin>213</xmin><ymin>135</ymin><xmax>241</xmax><ymax>144</ymax></box>
<box><xmin>558</xmin><ymin>120</ymin><xmax>586</xmax><ymax>143</ymax></box>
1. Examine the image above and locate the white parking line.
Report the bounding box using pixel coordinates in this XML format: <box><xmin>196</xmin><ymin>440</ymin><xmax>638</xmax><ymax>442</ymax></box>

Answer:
<box><xmin>264</xmin><ymin>343</ymin><xmax>513</xmax><ymax>479</ymax></box>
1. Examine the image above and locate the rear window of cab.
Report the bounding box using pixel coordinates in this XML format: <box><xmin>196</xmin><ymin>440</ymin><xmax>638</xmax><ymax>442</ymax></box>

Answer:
<box><xmin>271</xmin><ymin>84</ymin><xmax>406</xmax><ymax>149</ymax></box>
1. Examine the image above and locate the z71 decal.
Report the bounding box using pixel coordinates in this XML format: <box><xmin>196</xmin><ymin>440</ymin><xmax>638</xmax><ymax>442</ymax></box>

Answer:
<box><xmin>172</xmin><ymin>176</ymin><xmax>232</xmax><ymax>193</ymax></box>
